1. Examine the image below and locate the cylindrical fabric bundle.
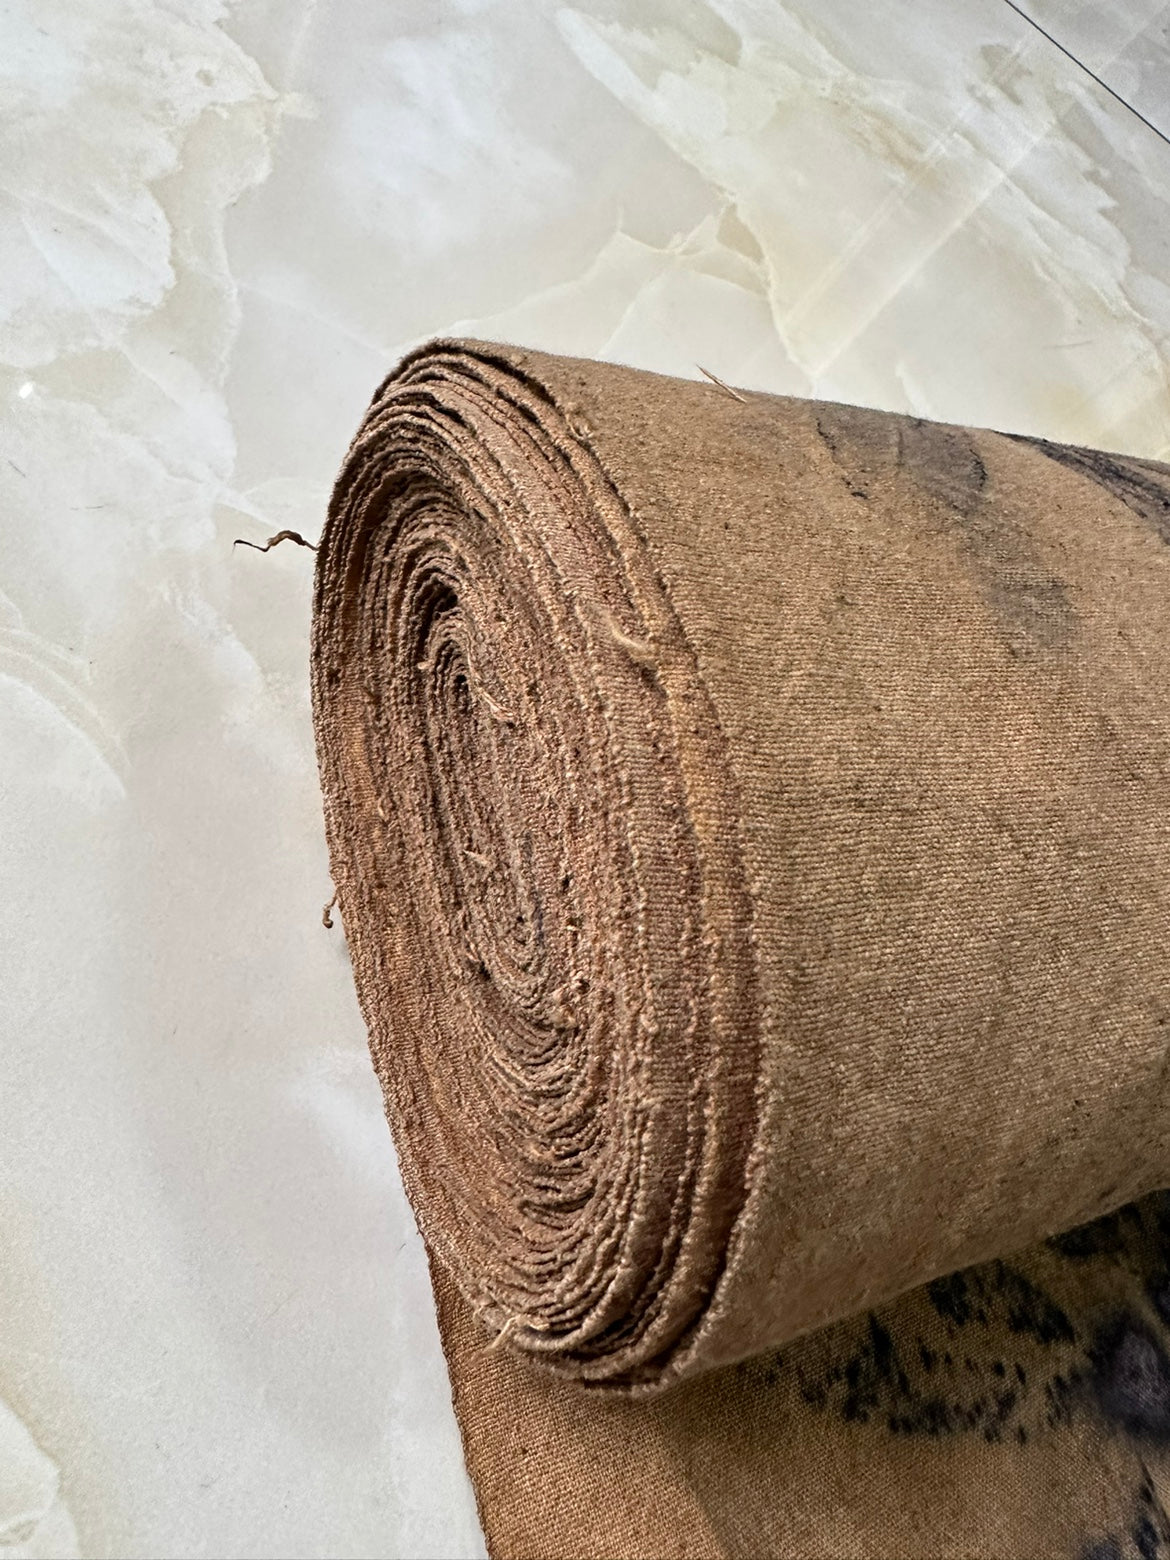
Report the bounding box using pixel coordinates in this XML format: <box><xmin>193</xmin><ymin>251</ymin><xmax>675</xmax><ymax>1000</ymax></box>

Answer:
<box><xmin>311</xmin><ymin>339</ymin><xmax>1170</xmax><ymax>1397</ymax></box>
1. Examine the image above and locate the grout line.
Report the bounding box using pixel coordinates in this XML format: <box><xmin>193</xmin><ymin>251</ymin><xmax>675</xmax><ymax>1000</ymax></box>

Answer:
<box><xmin>1002</xmin><ymin>0</ymin><xmax>1170</xmax><ymax>151</ymax></box>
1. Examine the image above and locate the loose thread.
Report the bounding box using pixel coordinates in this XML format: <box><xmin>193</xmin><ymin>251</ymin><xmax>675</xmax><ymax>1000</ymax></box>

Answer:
<box><xmin>697</xmin><ymin>364</ymin><xmax>748</xmax><ymax>403</ymax></box>
<box><xmin>478</xmin><ymin>686</ymin><xmax>517</xmax><ymax>725</ymax></box>
<box><xmin>585</xmin><ymin>600</ymin><xmax>658</xmax><ymax>670</ymax></box>
<box><xmin>487</xmin><ymin>1315</ymin><xmax>522</xmax><ymax>1352</ymax></box>
<box><xmin>234</xmin><ymin>529</ymin><xmax>318</xmax><ymax>554</ymax></box>
<box><xmin>322</xmin><ymin>889</ymin><xmax>338</xmax><ymax>929</ymax></box>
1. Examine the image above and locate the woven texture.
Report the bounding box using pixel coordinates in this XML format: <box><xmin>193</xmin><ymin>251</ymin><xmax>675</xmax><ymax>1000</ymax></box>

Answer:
<box><xmin>312</xmin><ymin>341</ymin><xmax>1170</xmax><ymax>1557</ymax></box>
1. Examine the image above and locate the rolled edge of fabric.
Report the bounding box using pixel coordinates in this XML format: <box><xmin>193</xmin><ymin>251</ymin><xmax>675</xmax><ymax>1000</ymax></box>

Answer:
<box><xmin>312</xmin><ymin>340</ymin><xmax>760</xmax><ymax>1388</ymax></box>
<box><xmin>312</xmin><ymin>338</ymin><xmax>1170</xmax><ymax>1393</ymax></box>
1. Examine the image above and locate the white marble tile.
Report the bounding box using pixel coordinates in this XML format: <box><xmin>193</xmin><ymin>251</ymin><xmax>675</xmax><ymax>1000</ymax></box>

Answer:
<box><xmin>2</xmin><ymin>1</ymin><xmax>1168</xmax><ymax>1556</ymax></box>
<box><xmin>1023</xmin><ymin>0</ymin><xmax>1170</xmax><ymax>130</ymax></box>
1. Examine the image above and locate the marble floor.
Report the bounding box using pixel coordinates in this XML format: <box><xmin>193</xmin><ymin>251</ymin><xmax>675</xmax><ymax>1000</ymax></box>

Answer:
<box><xmin>1</xmin><ymin>1</ymin><xmax>1167</xmax><ymax>1555</ymax></box>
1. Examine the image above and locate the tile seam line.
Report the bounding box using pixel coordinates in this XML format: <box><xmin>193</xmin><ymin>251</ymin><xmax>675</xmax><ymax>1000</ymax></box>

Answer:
<box><xmin>1002</xmin><ymin>0</ymin><xmax>1170</xmax><ymax>151</ymax></box>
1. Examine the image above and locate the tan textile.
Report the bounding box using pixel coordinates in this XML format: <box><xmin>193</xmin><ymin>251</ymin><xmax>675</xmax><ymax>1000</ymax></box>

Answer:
<box><xmin>312</xmin><ymin>340</ymin><xmax>1170</xmax><ymax>1558</ymax></box>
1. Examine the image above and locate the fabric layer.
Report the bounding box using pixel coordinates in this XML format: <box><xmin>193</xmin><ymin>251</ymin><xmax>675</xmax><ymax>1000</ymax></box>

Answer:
<box><xmin>312</xmin><ymin>341</ymin><xmax>1170</xmax><ymax>1555</ymax></box>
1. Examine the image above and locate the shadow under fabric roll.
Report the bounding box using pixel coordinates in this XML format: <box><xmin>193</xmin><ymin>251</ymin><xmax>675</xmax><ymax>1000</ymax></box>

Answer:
<box><xmin>312</xmin><ymin>340</ymin><xmax>1170</xmax><ymax>1559</ymax></box>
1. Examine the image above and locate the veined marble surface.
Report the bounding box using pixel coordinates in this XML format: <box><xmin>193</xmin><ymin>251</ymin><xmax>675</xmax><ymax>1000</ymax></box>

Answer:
<box><xmin>1</xmin><ymin>1</ymin><xmax>1167</xmax><ymax>1555</ymax></box>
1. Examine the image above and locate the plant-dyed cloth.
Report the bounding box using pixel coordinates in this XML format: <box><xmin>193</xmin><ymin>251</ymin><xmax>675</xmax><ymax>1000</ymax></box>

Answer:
<box><xmin>313</xmin><ymin>341</ymin><xmax>1170</xmax><ymax>1558</ymax></box>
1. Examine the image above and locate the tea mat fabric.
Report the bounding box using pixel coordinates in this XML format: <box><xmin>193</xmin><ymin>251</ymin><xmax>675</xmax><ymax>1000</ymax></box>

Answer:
<box><xmin>312</xmin><ymin>341</ymin><xmax>1170</xmax><ymax>1558</ymax></box>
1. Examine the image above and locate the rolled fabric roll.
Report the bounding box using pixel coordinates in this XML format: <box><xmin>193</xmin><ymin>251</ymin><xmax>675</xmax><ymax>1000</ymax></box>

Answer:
<box><xmin>311</xmin><ymin>339</ymin><xmax>1170</xmax><ymax>1396</ymax></box>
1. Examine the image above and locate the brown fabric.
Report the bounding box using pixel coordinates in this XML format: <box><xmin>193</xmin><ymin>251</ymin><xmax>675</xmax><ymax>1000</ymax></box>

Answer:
<box><xmin>431</xmin><ymin>1202</ymin><xmax>1170</xmax><ymax>1560</ymax></box>
<box><xmin>312</xmin><ymin>340</ymin><xmax>1170</xmax><ymax>1557</ymax></box>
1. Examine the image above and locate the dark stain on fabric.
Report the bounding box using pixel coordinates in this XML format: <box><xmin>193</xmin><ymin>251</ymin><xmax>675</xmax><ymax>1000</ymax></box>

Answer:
<box><xmin>1081</xmin><ymin>1539</ymin><xmax>1125</xmax><ymax>1560</ymax></box>
<box><xmin>753</xmin><ymin>1190</ymin><xmax>1170</xmax><ymax>1465</ymax></box>
<box><xmin>1051</xmin><ymin>1206</ymin><xmax>1143</xmax><ymax>1260</ymax></box>
<box><xmin>927</xmin><ymin>1262</ymin><xmax>1075</xmax><ymax>1345</ymax></box>
<box><xmin>1010</xmin><ymin>435</ymin><xmax>1170</xmax><ymax>547</ymax></box>
<box><xmin>898</xmin><ymin>418</ymin><xmax>987</xmax><ymax>519</ymax></box>
<box><xmin>770</xmin><ymin>1257</ymin><xmax>1082</xmax><ymax>1445</ymax></box>
<box><xmin>814</xmin><ymin>404</ymin><xmax>1074</xmax><ymax>650</ymax></box>
<box><xmin>814</xmin><ymin>405</ymin><xmax>894</xmax><ymax>499</ymax></box>
<box><xmin>901</xmin><ymin>418</ymin><xmax>1074</xmax><ymax>651</ymax></box>
<box><xmin>1134</xmin><ymin>1471</ymin><xmax>1170</xmax><ymax>1560</ymax></box>
<box><xmin>1080</xmin><ymin>1470</ymin><xmax>1170</xmax><ymax>1560</ymax></box>
<box><xmin>1091</xmin><ymin>1316</ymin><xmax>1170</xmax><ymax>1443</ymax></box>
